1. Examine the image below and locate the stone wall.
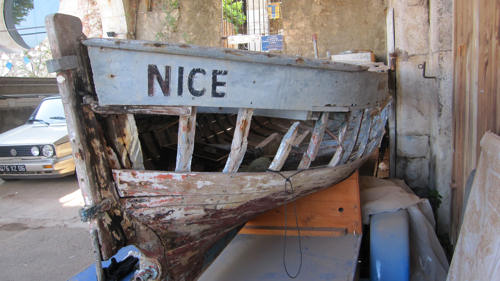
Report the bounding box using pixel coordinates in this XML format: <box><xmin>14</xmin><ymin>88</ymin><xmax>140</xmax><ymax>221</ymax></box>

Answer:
<box><xmin>135</xmin><ymin>0</ymin><xmax>221</xmax><ymax>46</ymax></box>
<box><xmin>390</xmin><ymin>0</ymin><xmax>453</xmax><ymax>234</ymax></box>
<box><xmin>281</xmin><ymin>0</ymin><xmax>387</xmax><ymax>60</ymax></box>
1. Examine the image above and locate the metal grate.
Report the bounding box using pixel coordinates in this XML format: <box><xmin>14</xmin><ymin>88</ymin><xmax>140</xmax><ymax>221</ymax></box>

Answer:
<box><xmin>0</xmin><ymin>145</ymin><xmax>38</xmax><ymax>157</ymax></box>
<box><xmin>221</xmin><ymin>0</ymin><xmax>283</xmax><ymax>51</ymax></box>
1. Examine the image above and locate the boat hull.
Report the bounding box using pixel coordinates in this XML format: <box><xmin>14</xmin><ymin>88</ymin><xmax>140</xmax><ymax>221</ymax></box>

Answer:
<box><xmin>115</xmin><ymin>155</ymin><xmax>369</xmax><ymax>280</ymax></box>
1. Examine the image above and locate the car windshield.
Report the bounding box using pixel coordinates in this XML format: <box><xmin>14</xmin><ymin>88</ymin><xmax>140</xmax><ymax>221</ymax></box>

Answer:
<box><xmin>29</xmin><ymin>98</ymin><xmax>66</xmax><ymax>124</ymax></box>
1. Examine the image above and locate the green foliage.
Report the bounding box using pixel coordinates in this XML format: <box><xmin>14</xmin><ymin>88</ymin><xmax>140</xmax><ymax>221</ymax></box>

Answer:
<box><xmin>155</xmin><ymin>0</ymin><xmax>180</xmax><ymax>41</ymax></box>
<box><xmin>223</xmin><ymin>0</ymin><xmax>246</xmax><ymax>33</ymax></box>
<box><xmin>11</xmin><ymin>0</ymin><xmax>34</xmax><ymax>25</ymax></box>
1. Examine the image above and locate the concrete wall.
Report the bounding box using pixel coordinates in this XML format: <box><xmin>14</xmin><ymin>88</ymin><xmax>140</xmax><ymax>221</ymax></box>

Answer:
<box><xmin>0</xmin><ymin>98</ymin><xmax>41</xmax><ymax>133</ymax></box>
<box><xmin>390</xmin><ymin>0</ymin><xmax>453</xmax><ymax>234</ymax></box>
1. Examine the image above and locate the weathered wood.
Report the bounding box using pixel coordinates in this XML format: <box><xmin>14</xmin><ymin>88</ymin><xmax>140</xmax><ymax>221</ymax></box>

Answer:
<box><xmin>115</xmin><ymin>157</ymin><xmax>367</xmax><ymax>198</ymax></box>
<box><xmin>105</xmin><ymin>114</ymin><xmax>144</xmax><ymax>169</ymax></box>
<box><xmin>222</xmin><ymin>108</ymin><xmax>254</xmax><ymax>173</ymax></box>
<box><xmin>298</xmin><ymin>112</ymin><xmax>329</xmax><ymax>169</ymax></box>
<box><xmin>91</xmin><ymin>103</ymin><xmax>192</xmax><ymax>116</ymax></box>
<box><xmin>241</xmin><ymin>171</ymin><xmax>362</xmax><ymax>236</ymax></box>
<box><xmin>294</xmin><ymin>129</ymin><xmax>310</xmax><ymax>146</ymax></box>
<box><xmin>339</xmin><ymin>110</ymin><xmax>364</xmax><ymax>164</ymax></box>
<box><xmin>350</xmin><ymin>108</ymin><xmax>372</xmax><ymax>161</ymax></box>
<box><xmin>269</xmin><ymin>122</ymin><xmax>300</xmax><ymax>171</ymax></box>
<box><xmin>45</xmin><ymin>13</ymin><xmax>128</xmax><ymax>261</ymax></box>
<box><xmin>175</xmin><ymin>107</ymin><xmax>197</xmax><ymax>172</ymax></box>
<box><xmin>255</xmin><ymin>132</ymin><xmax>280</xmax><ymax>149</ymax></box>
<box><xmin>448</xmin><ymin>133</ymin><xmax>500</xmax><ymax>281</ymax></box>
<box><xmin>328</xmin><ymin>124</ymin><xmax>348</xmax><ymax>167</ymax></box>
<box><xmin>84</xmin><ymin>38</ymin><xmax>389</xmax><ymax>111</ymax></box>
<box><xmin>452</xmin><ymin>0</ymin><xmax>500</xmax><ymax>242</ymax></box>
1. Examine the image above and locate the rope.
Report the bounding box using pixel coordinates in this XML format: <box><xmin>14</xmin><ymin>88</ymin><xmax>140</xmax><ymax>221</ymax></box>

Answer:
<box><xmin>267</xmin><ymin>169</ymin><xmax>309</xmax><ymax>279</ymax></box>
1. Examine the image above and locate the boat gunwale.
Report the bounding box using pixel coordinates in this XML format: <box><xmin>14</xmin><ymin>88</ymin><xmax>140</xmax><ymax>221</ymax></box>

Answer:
<box><xmin>82</xmin><ymin>38</ymin><xmax>378</xmax><ymax>73</ymax></box>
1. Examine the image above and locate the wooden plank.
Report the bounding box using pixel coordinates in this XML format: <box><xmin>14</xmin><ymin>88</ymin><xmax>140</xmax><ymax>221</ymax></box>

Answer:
<box><xmin>328</xmin><ymin>124</ymin><xmax>348</xmax><ymax>167</ymax></box>
<box><xmin>298</xmin><ymin>112</ymin><xmax>329</xmax><ymax>169</ymax></box>
<box><xmin>87</xmin><ymin>97</ymin><xmax>191</xmax><ymax>116</ymax></box>
<box><xmin>451</xmin><ymin>0</ymin><xmax>500</xmax><ymax>241</ymax></box>
<box><xmin>293</xmin><ymin>129</ymin><xmax>310</xmax><ymax>146</ymax></box>
<box><xmin>175</xmin><ymin>107</ymin><xmax>197</xmax><ymax>172</ymax></box>
<box><xmin>45</xmin><ymin>14</ymin><xmax>129</xmax><ymax>259</ymax></box>
<box><xmin>105</xmin><ymin>114</ymin><xmax>144</xmax><ymax>169</ymax></box>
<box><xmin>83</xmin><ymin>38</ymin><xmax>388</xmax><ymax>110</ymax></box>
<box><xmin>268</xmin><ymin>122</ymin><xmax>300</xmax><ymax>171</ymax></box>
<box><xmin>340</xmin><ymin>110</ymin><xmax>364</xmax><ymax>164</ymax></box>
<box><xmin>255</xmin><ymin>132</ymin><xmax>280</xmax><ymax>149</ymax></box>
<box><xmin>113</xmin><ymin>156</ymin><xmax>368</xmax><ymax>198</ymax></box>
<box><xmin>222</xmin><ymin>108</ymin><xmax>254</xmax><ymax>173</ymax></box>
<box><xmin>351</xmin><ymin>108</ymin><xmax>373</xmax><ymax>161</ymax></box>
<box><xmin>448</xmin><ymin>133</ymin><xmax>500</xmax><ymax>280</ymax></box>
<box><xmin>241</xmin><ymin>171</ymin><xmax>362</xmax><ymax>235</ymax></box>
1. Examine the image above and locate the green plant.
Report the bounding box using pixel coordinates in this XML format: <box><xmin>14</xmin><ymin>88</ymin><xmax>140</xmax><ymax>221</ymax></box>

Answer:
<box><xmin>11</xmin><ymin>0</ymin><xmax>34</xmax><ymax>25</ymax></box>
<box><xmin>223</xmin><ymin>0</ymin><xmax>246</xmax><ymax>33</ymax></box>
<box><xmin>155</xmin><ymin>0</ymin><xmax>180</xmax><ymax>41</ymax></box>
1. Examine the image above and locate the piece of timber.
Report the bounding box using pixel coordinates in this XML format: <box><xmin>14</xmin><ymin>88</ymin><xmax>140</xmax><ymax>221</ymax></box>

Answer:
<box><xmin>222</xmin><ymin>108</ymin><xmax>254</xmax><ymax>173</ymax></box>
<box><xmin>350</xmin><ymin>108</ymin><xmax>373</xmax><ymax>161</ymax></box>
<box><xmin>298</xmin><ymin>112</ymin><xmax>329</xmax><ymax>169</ymax></box>
<box><xmin>175</xmin><ymin>107</ymin><xmax>197</xmax><ymax>172</ymax></box>
<box><xmin>269</xmin><ymin>122</ymin><xmax>300</xmax><ymax>171</ymax></box>
<box><xmin>45</xmin><ymin>14</ymin><xmax>129</xmax><ymax>259</ymax></box>
<box><xmin>340</xmin><ymin>110</ymin><xmax>364</xmax><ymax>164</ymax></box>
<box><xmin>329</xmin><ymin>124</ymin><xmax>348</xmax><ymax>167</ymax></box>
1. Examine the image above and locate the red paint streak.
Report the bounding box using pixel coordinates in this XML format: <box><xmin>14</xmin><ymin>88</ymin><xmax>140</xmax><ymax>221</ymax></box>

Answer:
<box><xmin>156</xmin><ymin>174</ymin><xmax>173</xmax><ymax>180</ymax></box>
<box><xmin>240</xmin><ymin>119</ymin><xmax>248</xmax><ymax>131</ymax></box>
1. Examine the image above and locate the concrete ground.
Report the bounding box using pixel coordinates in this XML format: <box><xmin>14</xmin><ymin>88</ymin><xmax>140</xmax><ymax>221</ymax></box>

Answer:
<box><xmin>0</xmin><ymin>177</ymin><xmax>93</xmax><ymax>281</ymax></box>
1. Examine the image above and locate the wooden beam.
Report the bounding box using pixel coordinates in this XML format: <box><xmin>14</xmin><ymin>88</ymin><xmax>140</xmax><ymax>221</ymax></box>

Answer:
<box><xmin>298</xmin><ymin>112</ymin><xmax>329</xmax><ymax>169</ymax></box>
<box><xmin>105</xmin><ymin>114</ymin><xmax>144</xmax><ymax>169</ymax></box>
<box><xmin>294</xmin><ymin>129</ymin><xmax>310</xmax><ymax>146</ymax></box>
<box><xmin>328</xmin><ymin>124</ymin><xmax>348</xmax><ymax>167</ymax></box>
<box><xmin>339</xmin><ymin>110</ymin><xmax>364</xmax><ymax>164</ymax></box>
<box><xmin>223</xmin><ymin>108</ymin><xmax>254</xmax><ymax>173</ymax></box>
<box><xmin>352</xmin><ymin>108</ymin><xmax>373</xmax><ymax>160</ymax></box>
<box><xmin>88</xmin><ymin>99</ymin><xmax>191</xmax><ymax>116</ymax></box>
<box><xmin>46</xmin><ymin>13</ymin><xmax>128</xmax><ymax>260</ymax></box>
<box><xmin>269</xmin><ymin>122</ymin><xmax>300</xmax><ymax>171</ymax></box>
<box><xmin>255</xmin><ymin>132</ymin><xmax>280</xmax><ymax>149</ymax></box>
<box><xmin>176</xmin><ymin>107</ymin><xmax>197</xmax><ymax>172</ymax></box>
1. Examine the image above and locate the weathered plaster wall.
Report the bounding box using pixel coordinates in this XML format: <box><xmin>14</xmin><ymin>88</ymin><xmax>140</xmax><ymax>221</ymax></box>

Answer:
<box><xmin>133</xmin><ymin>0</ymin><xmax>387</xmax><ymax>58</ymax></box>
<box><xmin>390</xmin><ymin>0</ymin><xmax>453</xmax><ymax>234</ymax></box>
<box><xmin>135</xmin><ymin>0</ymin><xmax>221</xmax><ymax>47</ymax></box>
<box><xmin>281</xmin><ymin>0</ymin><xmax>387</xmax><ymax>60</ymax></box>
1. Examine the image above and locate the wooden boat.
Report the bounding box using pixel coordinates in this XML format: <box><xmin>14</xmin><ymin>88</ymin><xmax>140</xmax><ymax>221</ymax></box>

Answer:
<box><xmin>46</xmin><ymin>14</ymin><xmax>390</xmax><ymax>281</ymax></box>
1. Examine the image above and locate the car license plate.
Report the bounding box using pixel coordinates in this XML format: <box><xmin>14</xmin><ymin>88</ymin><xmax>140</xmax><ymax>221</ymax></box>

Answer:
<box><xmin>0</xmin><ymin>165</ymin><xmax>26</xmax><ymax>173</ymax></box>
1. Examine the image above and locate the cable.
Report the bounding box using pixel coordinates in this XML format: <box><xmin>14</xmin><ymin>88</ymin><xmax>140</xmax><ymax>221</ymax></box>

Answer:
<box><xmin>267</xmin><ymin>168</ymin><xmax>307</xmax><ymax>278</ymax></box>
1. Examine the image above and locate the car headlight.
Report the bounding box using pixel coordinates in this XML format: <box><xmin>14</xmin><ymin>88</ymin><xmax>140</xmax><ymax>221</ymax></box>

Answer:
<box><xmin>42</xmin><ymin>145</ymin><xmax>54</xmax><ymax>157</ymax></box>
<box><xmin>31</xmin><ymin>146</ymin><xmax>40</xmax><ymax>156</ymax></box>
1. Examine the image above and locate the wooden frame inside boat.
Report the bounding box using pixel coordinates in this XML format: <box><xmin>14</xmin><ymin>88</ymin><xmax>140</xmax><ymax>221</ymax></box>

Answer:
<box><xmin>46</xmin><ymin>13</ymin><xmax>391</xmax><ymax>281</ymax></box>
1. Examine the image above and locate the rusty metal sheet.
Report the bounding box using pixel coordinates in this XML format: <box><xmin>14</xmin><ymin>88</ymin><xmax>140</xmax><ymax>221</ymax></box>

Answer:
<box><xmin>83</xmin><ymin>39</ymin><xmax>388</xmax><ymax>111</ymax></box>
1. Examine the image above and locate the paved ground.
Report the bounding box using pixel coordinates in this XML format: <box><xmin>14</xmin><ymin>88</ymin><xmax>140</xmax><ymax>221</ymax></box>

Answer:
<box><xmin>0</xmin><ymin>177</ymin><xmax>93</xmax><ymax>281</ymax></box>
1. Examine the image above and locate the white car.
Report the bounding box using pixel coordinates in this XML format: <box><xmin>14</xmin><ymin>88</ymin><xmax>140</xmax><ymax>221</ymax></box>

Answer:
<box><xmin>0</xmin><ymin>96</ymin><xmax>75</xmax><ymax>179</ymax></box>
